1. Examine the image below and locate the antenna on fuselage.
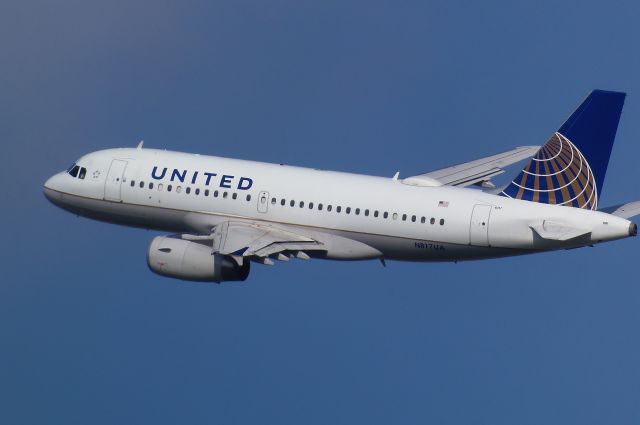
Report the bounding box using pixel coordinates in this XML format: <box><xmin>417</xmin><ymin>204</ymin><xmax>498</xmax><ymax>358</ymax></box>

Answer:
<box><xmin>137</xmin><ymin>140</ymin><xmax>144</xmax><ymax>150</ymax></box>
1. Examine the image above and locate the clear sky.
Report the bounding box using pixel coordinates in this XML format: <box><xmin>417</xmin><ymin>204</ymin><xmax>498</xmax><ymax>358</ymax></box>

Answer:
<box><xmin>2</xmin><ymin>1</ymin><xmax>640</xmax><ymax>424</ymax></box>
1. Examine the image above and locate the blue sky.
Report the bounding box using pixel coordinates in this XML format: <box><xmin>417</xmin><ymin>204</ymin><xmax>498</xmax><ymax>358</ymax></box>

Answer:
<box><xmin>2</xmin><ymin>1</ymin><xmax>640</xmax><ymax>424</ymax></box>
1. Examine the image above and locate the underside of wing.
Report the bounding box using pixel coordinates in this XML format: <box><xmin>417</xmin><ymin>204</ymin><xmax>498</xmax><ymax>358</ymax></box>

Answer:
<box><xmin>406</xmin><ymin>146</ymin><xmax>540</xmax><ymax>188</ymax></box>
<box><xmin>182</xmin><ymin>221</ymin><xmax>327</xmax><ymax>265</ymax></box>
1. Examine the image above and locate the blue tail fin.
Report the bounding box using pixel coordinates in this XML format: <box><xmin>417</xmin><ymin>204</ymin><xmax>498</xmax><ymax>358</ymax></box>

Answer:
<box><xmin>500</xmin><ymin>90</ymin><xmax>626</xmax><ymax>210</ymax></box>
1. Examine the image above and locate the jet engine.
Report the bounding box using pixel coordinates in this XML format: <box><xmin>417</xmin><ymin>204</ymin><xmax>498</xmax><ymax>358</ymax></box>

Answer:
<box><xmin>147</xmin><ymin>236</ymin><xmax>250</xmax><ymax>282</ymax></box>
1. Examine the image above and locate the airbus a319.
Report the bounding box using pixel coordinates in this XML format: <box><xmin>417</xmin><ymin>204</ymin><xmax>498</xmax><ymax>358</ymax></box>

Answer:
<box><xmin>44</xmin><ymin>90</ymin><xmax>639</xmax><ymax>282</ymax></box>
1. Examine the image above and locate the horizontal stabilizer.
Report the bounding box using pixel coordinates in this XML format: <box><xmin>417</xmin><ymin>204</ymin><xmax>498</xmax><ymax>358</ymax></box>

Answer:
<box><xmin>530</xmin><ymin>220</ymin><xmax>591</xmax><ymax>241</ymax></box>
<box><xmin>600</xmin><ymin>201</ymin><xmax>640</xmax><ymax>219</ymax></box>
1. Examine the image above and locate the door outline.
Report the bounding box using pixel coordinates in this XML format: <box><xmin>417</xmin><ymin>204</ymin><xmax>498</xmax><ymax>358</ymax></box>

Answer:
<box><xmin>104</xmin><ymin>160</ymin><xmax>128</xmax><ymax>202</ymax></box>
<box><xmin>257</xmin><ymin>191</ymin><xmax>269</xmax><ymax>213</ymax></box>
<box><xmin>469</xmin><ymin>204</ymin><xmax>492</xmax><ymax>246</ymax></box>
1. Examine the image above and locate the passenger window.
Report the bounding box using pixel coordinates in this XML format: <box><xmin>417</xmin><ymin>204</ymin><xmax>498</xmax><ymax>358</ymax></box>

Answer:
<box><xmin>374</xmin><ymin>211</ymin><xmax>378</xmax><ymax>218</ymax></box>
<box><xmin>318</xmin><ymin>204</ymin><xmax>323</xmax><ymax>211</ymax></box>
<box><xmin>430</xmin><ymin>218</ymin><xmax>435</xmax><ymax>224</ymax></box>
<box><xmin>337</xmin><ymin>206</ymin><xmax>342</xmax><ymax>213</ymax></box>
<box><xmin>223</xmin><ymin>192</ymin><xmax>228</xmax><ymax>198</ymax></box>
<box><xmin>299</xmin><ymin>201</ymin><xmax>304</xmax><ymax>208</ymax></box>
<box><xmin>140</xmin><ymin>181</ymin><xmax>144</xmax><ymax>188</ymax></box>
<box><xmin>69</xmin><ymin>165</ymin><xmax>80</xmax><ymax>177</ymax></box>
<box><xmin>383</xmin><ymin>212</ymin><xmax>388</xmax><ymax>219</ymax></box>
<box><xmin>246</xmin><ymin>194</ymin><xmax>251</xmax><ymax>201</ymax></box>
<box><xmin>78</xmin><ymin>168</ymin><xmax>86</xmax><ymax>179</ymax></box>
<box><xmin>214</xmin><ymin>190</ymin><xmax>219</xmax><ymax>197</ymax></box>
<box><xmin>130</xmin><ymin>180</ymin><xmax>135</xmax><ymax>187</ymax></box>
<box><xmin>167</xmin><ymin>185</ymin><xmax>172</xmax><ymax>192</ymax></box>
<box><xmin>392</xmin><ymin>213</ymin><xmax>398</xmax><ymax>220</ymax></box>
<box><xmin>232</xmin><ymin>193</ymin><xmax>237</xmax><ymax>199</ymax></box>
<box><xmin>205</xmin><ymin>189</ymin><xmax>209</xmax><ymax>196</ymax></box>
<box><xmin>290</xmin><ymin>200</ymin><xmax>295</xmax><ymax>207</ymax></box>
<box><xmin>186</xmin><ymin>187</ymin><xmax>191</xmax><ymax>194</ymax></box>
<box><xmin>195</xmin><ymin>188</ymin><xmax>200</xmax><ymax>195</ymax></box>
<box><xmin>346</xmin><ymin>207</ymin><xmax>351</xmax><ymax>214</ymax></box>
<box><xmin>176</xmin><ymin>186</ymin><xmax>182</xmax><ymax>193</ymax></box>
<box><xmin>271</xmin><ymin>197</ymin><xmax>276</xmax><ymax>204</ymax></box>
<box><xmin>327</xmin><ymin>205</ymin><xmax>332</xmax><ymax>212</ymax></box>
<box><xmin>355</xmin><ymin>208</ymin><xmax>360</xmax><ymax>215</ymax></box>
<box><xmin>158</xmin><ymin>183</ymin><xmax>163</xmax><ymax>191</ymax></box>
<box><xmin>364</xmin><ymin>209</ymin><xmax>369</xmax><ymax>216</ymax></box>
<box><xmin>440</xmin><ymin>219</ymin><xmax>445</xmax><ymax>225</ymax></box>
<box><xmin>149</xmin><ymin>182</ymin><xmax>154</xmax><ymax>189</ymax></box>
<box><xmin>280</xmin><ymin>199</ymin><xmax>285</xmax><ymax>206</ymax></box>
<box><xmin>309</xmin><ymin>202</ymin><xmax>314</xmax><ymax>209</ymax></box>
<box><xmin>421</xmin><ymin>216</ymin><xmax>426</xmax><ymax>224</ymax></box>
<box><xmin>402</xmin><ymin>214</ymin><xmax>407</xmax><ymax>221</ymax></box>
<box><xmin>411</xmin><ymin>215</ymin><xmax>416</xmax><ymax>222</ymax></box>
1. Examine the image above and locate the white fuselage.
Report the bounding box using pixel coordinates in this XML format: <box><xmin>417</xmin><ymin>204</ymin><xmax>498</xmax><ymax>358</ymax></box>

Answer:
<box><xmin>43</xmin><ymin>148</ymin><xmax>635</xmax><ymax>262</ymax></box>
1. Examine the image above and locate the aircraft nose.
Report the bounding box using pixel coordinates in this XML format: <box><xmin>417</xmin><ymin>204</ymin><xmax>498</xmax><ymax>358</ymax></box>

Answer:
<box><xmin>43</xmin><ymin>173</ymin><xmax>64</xmax><ymax>204</ymax></box>
<box><xmin>630</xmin><ymin>222</ymin><xmax>638</xmax><ymax>237</ymax></box>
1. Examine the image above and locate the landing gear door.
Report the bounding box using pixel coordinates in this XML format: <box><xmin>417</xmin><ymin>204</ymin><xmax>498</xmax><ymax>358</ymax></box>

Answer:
<box><xmin>470</xmin><ymin>204</ymin><xmax>492</xmax><ymax>246</ymax></box>
<box><xmin>257</xmin><ymin>191</ymin><xmax>269</xmax><ymax>213</ymax></box>
<box><xmin>104</xmin><ymin>159</ymin><xmax>128</xmax><ymax>202</ymax></box>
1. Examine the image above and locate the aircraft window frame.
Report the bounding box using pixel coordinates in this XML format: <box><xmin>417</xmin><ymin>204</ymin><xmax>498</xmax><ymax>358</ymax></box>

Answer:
<box><xmin>421</xmin><ymin>216</ymin><xmax>426</xmax><ymax>224</ymax></box>
<box><xmin>271</xmin><ymin>197</ymin><xmax>276</xmax><ymax>204</ymax></box>
<box><xmin>318</xmin><ymin>204</ymin><xmax>323</xmax><ymax>211</ymax></box>
<box><xmin>309</xmin><ymin>202</ymin><xmax>314</xmax><ymax>209</ymax></box>
<box><xmin>337</xmin><ymin>206</ymin><xmax>342</xmax><ymax>213</ymax></box>
<box><xmin>246</xmin><ymin>194</ymin><xmax>251</xmax><ymax>201</ymax></box>
<box><xmin>281</xmin><ymin>199</ymin><xmax>286</xmax><ymax>206</ymax></box>
<box><xmin>383</xmin><ymin>212</ymin><xmax>389</xmax><ymax>219</ymax></box>
<box><xmin>67</xmin><ymin>163</ymin><xmax>77</xmax><ymax>173</ymax></box>
<box><xmin>402</xmin><ymin>214</ymin><xmax>407</xmax><ymax>221</ymax></box>
<box><xmin>299</xmin><ymin>201</ymin><xmax>305</xmax><ymax>208</ymax></box>
<box><xmin>195</xmin><ymin>188</ymin><xmax>200</xmax><ymax>195</ymax></box>
<box><xmin>290</xmin><ymin>200</ymin><xmax>295</xmax><ymax>207</ymax></box>
<box><xmin>158</xmin><ymin>183</ymin><xmax>163</xmax><ymax>191</ymax></box>
<box><xmin>440</xmin><ymin>219</ymin><xmax>445</xmax><ymax>225</ymax></box>
<box><xmin>327</xmin><ymin>205</ymin><xmax>332</xmax><ymax>212</ymax></box>
<box><xmin>140</xmin><ymin>181</ymin><xmax>145</xmax><ymax>188</ymax></box>
<box><xmin>346</xmin><ymin>207</ymin><xmax>351</xmax><ymax>214</ymax></box>
<box><xmin>167</xmin><ymin>185</ymin><xmax>172</xmax><ymax>192</ymax></box>
<box><xmin>364</xmin><ymin>209</ymin><xmax>369</xmax><ymax>216</ymax></box>
<box><xmin>223</xmin><ymin>191</ymin><xmax>228</xmax><ymax>198</ymax></box>
<box><xmin>149</xmin><ymin>182</ymin><xmax>154</xmax><ymax>190</ymax></box>
<box><xmin>232</xmin><ymin>193</ymin><xmax>237</xmax><ymax>200</ymax></box>
<box><xmin>186</xmin><ymin>187</ymin><xmax>191</xmax><ymax>194</ymax></box>
<box><xmin>68</xmin><ymin>165</ymin><xmax>80</xmax><ymax>178</ymax></box>
<box><xmin>355</xmin><ymin>208</ymin><xmax>360</xmax><ymax>215</ymax></box>
<box><xmin>177</xmin><ymin>186</ymin><xmax>183</xmax><ymax>193</ymax></box>
<box><xmin>392</xmin><ymin>213</ymin><xmax>398</xmax><ymax>220</ymax></box>
<box><xmin>374</xmin><ymin>211</ymin><xmax>379</xmax><ymax>218</ymax></box>
<box><xmin>205</xmin><ymin>189</ymin><xmax>209</xmax><ymax>196</ymax></box>
<box><xmin>411</xmin><ymin>215</ymin><xmax>416</xmax><ymax>222</ymax></box>
<box><xmin>130</xmin><ymin>180</ymin><xmax>135</xmax><ymax>187</ymax></box>
<box><xmin>214</xmin><ymin>190</ymin><xmax>219</xmax><ymax>197</ymax></box>
<box><xmin>78</xmin><ymin>167</ymin><xmax>86</xmax><ymax>180</ymax></box>
<box><xmin>430</xmin><ymin>217</ymin><xmax>435</xmax><ymax>225</ymax></box>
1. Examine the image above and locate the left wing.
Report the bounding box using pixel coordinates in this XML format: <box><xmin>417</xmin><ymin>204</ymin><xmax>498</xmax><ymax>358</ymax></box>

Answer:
<box><xmin>405</xmin><ymin>145</ymin><xmax>539</xmax><ymax>188</ymax></box>
<box><xmin>183</xmin><ymin>221</ymin><xmax>326</xmax><ymax>265</ymax></box>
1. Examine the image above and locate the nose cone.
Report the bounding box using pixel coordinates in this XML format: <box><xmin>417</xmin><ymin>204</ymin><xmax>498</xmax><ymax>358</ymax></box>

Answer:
<box><xmin>43</xmin><ymin>173</ymin><xmax>65</xmax><ymax>205</ymax></box>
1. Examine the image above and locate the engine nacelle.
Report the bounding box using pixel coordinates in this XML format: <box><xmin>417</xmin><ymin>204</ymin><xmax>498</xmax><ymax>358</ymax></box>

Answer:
<box><xmin>147</xmin><ymin>236</ymin><xmax>250</xmax><ymax>282</ymax></box>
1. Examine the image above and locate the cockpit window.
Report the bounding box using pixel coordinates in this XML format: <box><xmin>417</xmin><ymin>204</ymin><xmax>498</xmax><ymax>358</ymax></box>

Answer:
<box><xmin>69</xmin><ymin>165</ymin><xmax>80</xmax><ymax>177</ymax></box>
<box><xmin>78</xmin><ymin>167</ymin><xmax>87</xmax><ymax>180</ymax></box>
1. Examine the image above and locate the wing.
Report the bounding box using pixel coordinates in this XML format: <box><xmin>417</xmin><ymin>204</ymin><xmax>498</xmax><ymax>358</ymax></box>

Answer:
<box><xmin>600</xmin><ymin>201</ymin><xmax>640</xmax><ymax>219</ymax></box>
<box><xmin>406</xmin><ymin>146</ymin><xmax>540</xmax><ymax>188</ymax></box>
<box><xmin>182</xmin><ymin>221</ymin><xmax>326</xmax><ymax>265</ymax></box>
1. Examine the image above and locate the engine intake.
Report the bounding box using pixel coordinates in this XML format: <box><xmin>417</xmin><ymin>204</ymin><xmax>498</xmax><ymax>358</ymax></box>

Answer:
<box><xmin>147</xmin><ymin>236</ymin><xmax>250</xmax><ymax>282</ymax></box>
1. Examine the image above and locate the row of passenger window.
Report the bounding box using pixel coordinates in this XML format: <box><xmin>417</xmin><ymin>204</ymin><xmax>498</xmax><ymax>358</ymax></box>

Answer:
<box><xmin>129</xmin><ymin>180</ymin><xmax>251</xmax><ymax>201</ymax></box>
<box><xmin>267</xmin><ymin>196</ymin><xmax>445</xmax><ymax>225</ymax></box>
<box><xmin>128</xmin><ymin>179</ymin><xmax>445</xmax><ymax>226</ymax></box>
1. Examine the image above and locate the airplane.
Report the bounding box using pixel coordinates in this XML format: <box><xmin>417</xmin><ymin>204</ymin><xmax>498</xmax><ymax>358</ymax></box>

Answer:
<box><xmin>44</xmin><ymin>90</ymin><xmax>639</xmax><ymax>283</ymax></box>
